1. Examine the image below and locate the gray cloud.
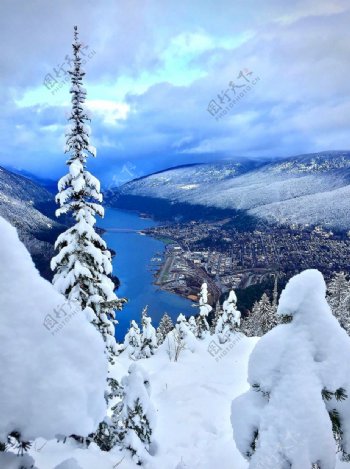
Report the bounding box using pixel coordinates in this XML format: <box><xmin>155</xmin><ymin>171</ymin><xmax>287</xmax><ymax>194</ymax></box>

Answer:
<box><xmin>1</xmin><ymin>0</ymin><xmax>350</xmax><ymax>181</ymax></box>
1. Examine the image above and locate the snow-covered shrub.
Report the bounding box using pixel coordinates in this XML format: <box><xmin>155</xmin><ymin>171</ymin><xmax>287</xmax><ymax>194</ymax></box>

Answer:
<box><xmin>0</xmin><ymin>216</ymin><xmax>107</xmax><ymax>443</ymax></box>
<box><xmin>196</xmin><ymin>283</ymin><xmax>212</xmax><ymax>339</ymax></box>
<box><xmin>120</xmin><ymin>364</ymin><xmax>156</xmax><ymax>465</ymax></box>
<box><xmin>231</xmin><ymin>269</ymin><xmax>350</xmax><ymax>468</ymax></box>
<box><xmin>166</xmin><ymin>314</ymin><xmax>197</xmax><ymax>361</ymax></box>
<box><xmin>140</xmin><ymin>313</ymin><xmax>157</xmax><ymax>358</ymax></box>
<box><xmin>188</xmin><ymin>315</ymin><xmax>198</xmax><ymax>336</ymax></box>
<box><xmin>215</xmin><ymin>289</ymin><xmax>241</xmax><ymax>344</ymax></box>
<box><xmin>124</xmin><ymin>320</ymin><xmax>142</xmax><ymax>359</ymax></box>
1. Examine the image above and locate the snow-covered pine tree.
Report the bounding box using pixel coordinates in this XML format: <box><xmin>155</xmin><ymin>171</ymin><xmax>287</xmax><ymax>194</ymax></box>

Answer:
<box><xmin>215</xmin><ymin>289</ymin><xmax>241</xmax><ymax>344</ymax></box>
<box><xmin>327</xmin><ymin>272</ymin><xmax>350</xmax><ymax>334</ymax></box>
<box><xmin>188</xmin><ymin>315</ymin><xmax>198</xmax><ymax>337</ymax></box>
<box><xmin>120</xmin><ymin>364</ymin><xmax>156</xmax><ymax>465</ymax></box>
<box><xmin>140</xmin><ymin>309</ymin><xmax>157</xmax><ymax>358</ymax></box>
<box><xmin>211</xmin><ymin>300</ymin><xmax>222</xmax><ymax>332</ymax></box>
<box><xmin>196</xmin><ymin>283</ymin><xmax>212</xmax><ymax>339</ymax></box>
<box><xmin>93</xmin><ymin>377</ymin><xmax>124</xmax><ymax>451</ymax></box>
<box><xmin>156</xmin><ymin>313</ymin><xmax>174</xmax><ymax>345</ymax></box>
<box><xmin>50</xmin><ymin>26</ymin><xmax>126</xmax><ymax>362</ymax></box>
<box><xmin>256</xmin><ymin>292</ymin><xmax>277</xmax><ymax>335</ymax></box>
<box><xmin>241</xmin><ymin>292</ymin><xmax>277</xmax><ymax>337</ymax></box>
<box><xmin>231</xmin><ymin>270</ymin><xmax>350</xmax><ymax>468</ymax></box>
<box><xmin>124</xmin><ymin>320</ymin><xmax>141</xmax><ymax>359</ymax></box>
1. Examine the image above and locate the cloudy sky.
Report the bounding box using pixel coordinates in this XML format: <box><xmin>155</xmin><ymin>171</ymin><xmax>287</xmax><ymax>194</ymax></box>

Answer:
<box><xmin>1</xmin><ymin>0</ymin><xmax>350</xmax><ymax>185</ymax></box>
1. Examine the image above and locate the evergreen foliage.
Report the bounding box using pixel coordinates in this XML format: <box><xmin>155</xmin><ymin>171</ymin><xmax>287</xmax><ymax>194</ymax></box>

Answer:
<box><xmin>50</xmin><ymin>26</ymin><xmax>126</xmax><ymax>361</ymax></box>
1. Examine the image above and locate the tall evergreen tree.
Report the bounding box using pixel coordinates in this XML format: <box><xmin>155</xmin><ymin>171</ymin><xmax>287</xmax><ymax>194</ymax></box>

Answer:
<box><xmin>50</xmin><ymin>26</ymin><xmax>125</xmax><ymax>361</ymax></box>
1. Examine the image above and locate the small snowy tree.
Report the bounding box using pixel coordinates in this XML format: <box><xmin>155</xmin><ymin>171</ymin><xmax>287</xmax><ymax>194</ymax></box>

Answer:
<box><xmin>327</xmin><ymin>272</ymin><xmax>350</xmax><ymax>334</ymax></box>
<box><xmin>166</xmin><ymin>314</ymin><xmax>196</xmax><ymax>361</ymax></box>
<box><xmin>215</xmin><ymin>289</ymin><xmax>241</xmax><ymax>344</ymax></box>
<box><xmin>124</xmin><ymin>320</ymin><xmax>141</xmax><ymax>359</ymax></box>
<box><xmin>93</xmin><ymin>377</ymin><xmax>124</xmax><ymax>451</ymax></box>
<box><xmin>196</xmin><ymin>283</ymin><xmax>212</xmax><ymax>339</ymax></box>
<box><xmin>140</xmin><ymin>310</ymin><xmax>157</xmax><ymax>358</ymax></box>
<box><xmin>50</xmin><ymin>26</ymin><xmax>126</xmax><ymax>362</ymax></box>
<box><xmin>156</xmin><ymin>313</ymin><xmax>174</xmax><ymax>344</ymax></box>
<box><xmin>188</xmin><ymin>316</ymin><xmax>198</xmax><ymax>337</ymax></box>
<box><xmin>120</xmin><ymin>364</ymin><xmax>156</xmax><ymax>465</ymax></box>
<box><xmin>211</xmin><ymin>300</ymin><xmax>222</xmax><ymax>332</ymax></box>
<box><xmin>232</xmin><ymin>270</ymin><xmax>350</xmax><ymax>468</ymax></box>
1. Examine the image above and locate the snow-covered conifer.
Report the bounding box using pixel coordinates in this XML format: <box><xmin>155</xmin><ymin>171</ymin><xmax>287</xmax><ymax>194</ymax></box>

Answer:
<box><xmin>93</xmin><ymin>377</ymin><xmax>124</xmax><ymax>451</ymax></box>
<box><xmin>241</xmin><ymin>292</ymin><xmax>277</xmax><ymax>337</ymax></box>
<box><xmin>211</xmin><ymin>300</ymin><xmax>222</xmax><ymax>332</ymax></box>
<box><xmin>50</xmin><ymin>26</ymin><xmax>125</xmax><ymax>361</ymax></box>
<box><xmin>166</xmin><ymin>314</ymin><xmax>196</xmax><ymax>361</ymax></box>
<box><xmin>188</xmin><ymin>315</ymin><xmax>198</xmax><ymax>337</ymax></box>
<box><xmin>120</xmin><ymin>364</ymin><xmax>156</xmax><ymax>465</ymax></box>
<box><xmin>232</xmin><ymin>270</ymin><xmax>350</xmax><ymax>468</ymax></box>
<box><xmin>196</xmin><ymin>283</ymin><xmax>212</xmax><ymax>339</ymax></box>
<box><xmin>140</xmin><ymin>310</ymin><xmax>157</xmax><ymax>358</ymax></box>
<box><xmin>327</xmin><ymin>272</ymin><xmax>350</xmax><ymax>333</ymax></box>
<box><xmin>124</xmin><ymin>320</ymin><xmax>141</xmax><ymax>359</ymax></box>
<box><xmin>215</xmin><ymin>289</ymin><xmax>241</xmax><ymax>344</ymax></box>
<box><xmin>175</xmin><ymin>314</ymin><xmax>189</xmax><ymax>340</ymax></box>
<box><xmin>156</xmin><ymin>313</ymin><xmax>174</xmax><ymax>344</ymax></box>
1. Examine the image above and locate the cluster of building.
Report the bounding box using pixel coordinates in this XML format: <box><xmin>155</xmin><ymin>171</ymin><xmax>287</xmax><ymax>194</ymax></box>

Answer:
<box><xmin>147</xmin><ymin>220</ymin><xmax>350</xmax><ymax>297</ymax></box>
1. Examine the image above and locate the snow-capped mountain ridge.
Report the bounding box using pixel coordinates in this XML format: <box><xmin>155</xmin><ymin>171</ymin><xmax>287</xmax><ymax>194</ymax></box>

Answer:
<box><xmin>112</xmin><ymin>151</ymin><xmax>350</xmax><ymax>230</ymax></box>
<box><xmin>0</xmin><ymin>165</ymin><xmax>64</xmax><ymax>278</ymax></box>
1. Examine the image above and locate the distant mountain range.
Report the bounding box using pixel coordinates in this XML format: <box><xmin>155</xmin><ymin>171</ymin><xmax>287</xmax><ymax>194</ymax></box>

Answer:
<box><xmin>106</xmin><ymin>151</ymin><xmax>350</xmax><ymax>230</ymax></box>
<box><xmin>0</xmin><ymin>166</ymin><xmax>65</xmax><ymax>279</ymax></box>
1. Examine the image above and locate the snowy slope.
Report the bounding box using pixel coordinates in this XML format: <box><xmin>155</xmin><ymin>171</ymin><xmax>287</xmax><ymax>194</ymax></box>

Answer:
<box><xmin>113</xmin><ymin>151</ymin><xmax>350</xmax><ymax>229</ymax></box>
<box><xmin>29</xmin><ymin>334</ymin><xmax>256</xmax><ymax>469</ymax></box>
<box><xmin>0</xmin><ymin>216</ymin><xmax>108</xmax><ymax>439</ymax></box>
<box><xmin>0</xmin><ymin>165</ymin><xmax>65</xmax><ymax>278</ymax></box>
<box><xmin>27</xmin><ymin>332</ymin><xmax>350</xmax><ymax>468</ymax></box>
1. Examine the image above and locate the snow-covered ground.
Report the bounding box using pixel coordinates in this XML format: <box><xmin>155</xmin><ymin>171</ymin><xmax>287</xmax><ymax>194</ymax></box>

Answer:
<box><xmin>29</xmin><ymin>335</ymin><xmax>257</xmax><ymax>469</ymax></box>
<box><xmin>25</xmin><ymin>332</ymin><xmax>350</xmax><ymax>469</ymax></box>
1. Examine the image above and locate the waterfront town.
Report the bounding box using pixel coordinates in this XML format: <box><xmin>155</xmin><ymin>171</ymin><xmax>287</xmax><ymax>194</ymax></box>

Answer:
<box><xmin>144</xmin><ymin>219</ymin><xmax>350</xmax><ymax>302</ymax></box>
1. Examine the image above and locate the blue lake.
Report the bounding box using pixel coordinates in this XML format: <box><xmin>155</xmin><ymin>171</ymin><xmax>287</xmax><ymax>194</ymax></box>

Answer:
<box><xmin>98</xmin><ymin>208</ymin><xmax>193</xmax><ymax>341</ymax></box>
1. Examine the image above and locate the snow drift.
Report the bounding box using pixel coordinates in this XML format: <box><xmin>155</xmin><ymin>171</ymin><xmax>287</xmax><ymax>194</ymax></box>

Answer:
<box><xmin>231</xmin><ymin>269</ymin><xmax>350</xmax><ymax>468</ymax></box>
<box><xmin>0</xmin><ymin>216</ymin><xmax>108</xmax><ymax>441</ymax></box>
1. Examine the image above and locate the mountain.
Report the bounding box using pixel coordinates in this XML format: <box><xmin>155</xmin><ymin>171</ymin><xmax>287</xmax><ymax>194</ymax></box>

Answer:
<box><xmin>3</xmin><ymin>165</ymin><xmax>57</xmax><ymax>193</ymax></box>
<box><xmin>0</xmin><ymin>166</ymin><xmax>65</xmax><ymax>279</ymax></box>
<box><xmin>106</xmin><ymin>151</ymin><xmax>350</xmax><ymax>230</ymax></box>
